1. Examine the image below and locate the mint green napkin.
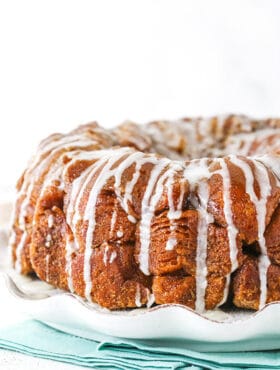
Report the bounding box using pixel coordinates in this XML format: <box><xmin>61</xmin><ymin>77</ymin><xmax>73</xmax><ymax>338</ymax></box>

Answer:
<box><xmin>1</xmin><ymin>320</ymin><xmax>280</xmax><ymax>369</ymax></box>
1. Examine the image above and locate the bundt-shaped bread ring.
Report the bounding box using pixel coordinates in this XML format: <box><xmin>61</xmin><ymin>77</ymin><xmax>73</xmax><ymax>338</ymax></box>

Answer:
<box><xmin>10</xmin><ymin>115</ymin><xmax>280</xmax><ymax>311</ymax></box>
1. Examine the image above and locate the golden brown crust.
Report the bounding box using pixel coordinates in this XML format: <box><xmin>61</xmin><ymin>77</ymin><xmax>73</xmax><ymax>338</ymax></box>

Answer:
<box><xmin>9</xmin><ymin>115</ymin><xmax>280</xmax><ymax>311</ymax></box>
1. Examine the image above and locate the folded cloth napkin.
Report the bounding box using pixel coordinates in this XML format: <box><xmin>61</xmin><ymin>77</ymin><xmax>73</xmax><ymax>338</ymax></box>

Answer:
<box><xmin>1</xmin><ymin>320</ymin><xmax>280</xmax><ymax>369</ymax></box>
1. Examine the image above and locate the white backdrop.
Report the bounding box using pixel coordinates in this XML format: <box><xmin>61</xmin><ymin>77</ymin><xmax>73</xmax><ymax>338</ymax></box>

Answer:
<box><xmin>1</xmin><ymin>0</ymin><xmax>280</xmax><ymax>186</ymax></box>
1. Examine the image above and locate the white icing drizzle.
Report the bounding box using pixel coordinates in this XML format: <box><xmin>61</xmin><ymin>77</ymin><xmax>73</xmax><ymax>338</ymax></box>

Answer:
<box><xmin>184</xmin><ymin>157</ymin><xmax>241</xmax><ymax>310</ymax></box>
<box><xmin>15</xmin><ymin>232</ymin><xmax>27</xmax><ymax>272</ymax></box>
<box><xmin>13</xmin><ymin>132</ymin><xmax>101</xmax><ymax>272</ymax></box>
<box><xmin>8</xmin><ymin>228</ymin><xmax>17</xmax><ymax>267</ymax></box>
<box><xmin>113</xmin><ymin>151</ymin><xmax>148</xmax><ymax>221</ymax></box>
<box><xmin>197</xmin><ymin>117</ymin><xmax>212</xmax><ymax>138</ymax></box>
<box><xmin>138</xmin><ymin>160</ymin><xmax>177</xmax><ymax>275</ymax></box>
<box><xmin>167</xmin><ymin>171</ymin><xmax>184</xmax><ymax>220</ymax></box>
<box><xmin>135</xmin><ymin>284</ymin><xmax>142</xmax><ymax>307</ymax></box>
<box><xmin>69</xmin><ymin>155</ymin><xmax>116</xmax><ymax>296</ymax></box>
<box><xmin>254</xmin><ymin>161</ymin><xmax>271</xmax><ymax>308</ymax></box>
<box><xmin>216</xmin><ymin>159</ymin><xmax>239</xmax><ymax>304</ymax></box>
<box><xmin>65</xmin><ymin>235</ymin><xmax>76</xmax><ymax>292</ymax></box>
<box><xmin>64</xmin><ymin>165</ymin><xmax>96</xmax><ymax>293</ymax></box>
<box><xmin>165</xmin><ymin>237</ymin><xmax>177</xmax><ymax>251</ymax></box>
<box><xmin>82</xmin><ymin>148</ymin><xmax>131</xmax><ymax>301</ymax></box>
<box><xmin>183</xmin><ymin>158</ymin><xmax>212</xmax><ymax>312</ymax></box>
<box><xmin>219</xmin><ymin>274</ymin><xmax>231</xmax><ymax>306</ymax></box>
<box><xmin>226</xmin><ymin>129</ymin><xmax>280</xmax><ymax>156</ymax></box>
<box><xmin>109</xmin><ymin>251</ymin><xmax>117</xmax><ymax>264</ymax></box>
<box><xmin>229</xmin><ymin>156</ymin><xmax>271</xmax><ymax>308</ymax></box>
<box><xmin>45</xmin><ymin>254</ymin><xmax>50</xmax><ymax>283</ymax></box>
<box><xmin>70</xmin><ymin>153</ymin><xmax>116</xmax><ymax>228</ymax></box>
<box><xmin>68</xmin><ymin>148</ymin><xmax>151</xmax><ymax>299</ymax></box>
<box><xmin>48</xmin><ymin>214</ymin><xmax>54</xmax><ymax>228</ymax></box>
<box><xmin>67</xmin><ymin>164</ymin><xmax>94</xmax><ymax>227</ymax></box>
<box><xmin>219</xmin><ymin>159</ymin><xmax>239</xmax><ymax>270</ymax></box>
<box><xmin>128</xmin><ymin>215</ymin><xmax>136</xmax><ymax>223</ymax></box>
<box><xmin>195</xmin><ymin>180</ymin><xmax>211</xmax><ymax>312</ymax></box>
<box><xmin>45</xmin><ymin>234</ymin><xmax>52</xmax><ymax>248</ymax></box>
<box><xmin>110</xmin><ymin>207</ymin><xmax>117</xmax><ymax>239</ymax></box>
<box><xmin>122</xmin><ymin>158</ymin><xmax>146</xmax><ymax>220</ymax></box>
<box><xmin>257</xmin><ymin>154</ymin><xmax>280</xmax><ymax>183</ymax></box>
<box><xmin>117</xmin><ymin>230</ymin><xmax>123</xmax><ymax>238</ymax></box>
<box><xmin>165</xmin><ymin>169</ymin><xmax>185</xmax><ymax>252</ymax></box>
<box><xmin>103</xmin><ymin>245</ymin><xmax>109</xmax><ymax>265</ymax></box>
<box><xmin>146</xmin><ymin>289</ymin><xmax>155</xmax><ymax>308</ymax></box>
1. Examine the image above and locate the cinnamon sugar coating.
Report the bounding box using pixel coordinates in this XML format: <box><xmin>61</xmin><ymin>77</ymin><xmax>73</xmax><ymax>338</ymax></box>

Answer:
<box><xmin>10</xmin><ymin>115</ymin><xmax>280</xmax><ymax>311</ymax></box>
